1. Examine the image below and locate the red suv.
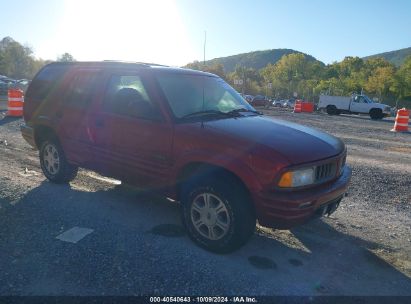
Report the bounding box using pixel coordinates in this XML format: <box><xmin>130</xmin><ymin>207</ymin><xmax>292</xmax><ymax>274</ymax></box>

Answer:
<box><xmin>250</xmin><ymin>95</ymin><xmax>270</xmax><ymax>107</ymax></box>
<box><xmin>21</xmin><ymin>62</ymin><xmax>351</xmax><ymax>253</ymax></box>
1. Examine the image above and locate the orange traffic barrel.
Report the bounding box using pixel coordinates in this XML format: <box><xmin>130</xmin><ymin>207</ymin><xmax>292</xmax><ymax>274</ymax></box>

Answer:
<box><xmin>293</xmin><ymin>100</ymin><xmax>302</xmax><ymax>113</ymax></box>
<box><xmin>301</xmin><ymin>102</ymin><xmax>314</xmax><ymax>113</ymax></box>
<box><xmin>7</xmin><ymin>88</ymin><xmax>24</xmax><ymax>117</ymax></box>
<box><xmin>391</xmin><ymin>108</ymin><xmax>409</xmax><ymax>132</ymax></box>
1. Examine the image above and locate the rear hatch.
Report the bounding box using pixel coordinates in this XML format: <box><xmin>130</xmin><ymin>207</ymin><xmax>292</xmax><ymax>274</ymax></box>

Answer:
<box><xmin>24</xmin><ymin>63</ymin><xmax>70</xmax><ymax>122</ymax></box>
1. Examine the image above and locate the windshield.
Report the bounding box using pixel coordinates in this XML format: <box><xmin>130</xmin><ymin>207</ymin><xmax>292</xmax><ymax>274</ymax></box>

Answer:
<box><xmin>156</xmin><ymin>74</ymin><xmax>256</xmax><ymax>119</ymax></box>
<box><xmin>363</xmin><ymin>95</ymin><xmax>373</xmax><ymax>103</ymax></box>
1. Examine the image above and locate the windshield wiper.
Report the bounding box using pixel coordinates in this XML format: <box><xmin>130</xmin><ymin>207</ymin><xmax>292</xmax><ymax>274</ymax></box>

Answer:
<box><xmin>226</xmin><ymin>108</ymin><xmax>262</xmax><ymax>115</ymax></box>
<box><xmin>179</xmin><ymin>108</ymin><xmax>261</xmax><ymax>121</ymax></box>
<box><xmin>179</xmin><ymin>109</ymin><xmax>234</xmax><ymax>120</ymax></box>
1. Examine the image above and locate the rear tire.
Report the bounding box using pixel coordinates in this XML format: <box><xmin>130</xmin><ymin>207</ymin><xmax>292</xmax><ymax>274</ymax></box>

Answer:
<box><xmin>326</xmin><ymin>105</ymin><xmax>337</xmax><ymax>115</ymax></box>
<box><xmin>39</xmin><ymin>138</ymin><xmax>78</xmax><ymax>183</ymax></box>
<box><xmin>181</xmin><ymin>173</ymin><xmax>256</xmax><ymax>253</ymax></box>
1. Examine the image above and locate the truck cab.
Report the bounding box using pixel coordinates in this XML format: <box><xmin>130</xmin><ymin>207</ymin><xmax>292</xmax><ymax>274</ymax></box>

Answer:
<box><xmin>350</xmin><ymin>95</ymin><xmax>373</xmax><ymax>114</ymax></box>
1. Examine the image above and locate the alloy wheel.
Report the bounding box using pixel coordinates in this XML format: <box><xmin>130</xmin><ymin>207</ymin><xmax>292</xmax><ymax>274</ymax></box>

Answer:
<box><xmin>190</xmin><ymin>192</ymin><xmax>231</xmax><ymax>241</ymax></box>
<box><xmin>43</xmin><ymin>143</ymin><xmax>60</xmax><ymax>175</ymax></box>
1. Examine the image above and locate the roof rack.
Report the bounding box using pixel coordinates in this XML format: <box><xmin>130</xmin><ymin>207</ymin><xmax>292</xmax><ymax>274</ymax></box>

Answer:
<box><xmin>103</xmin><ymin>60</ymin><xmax>169</xmax><ymax>67</ymax></box>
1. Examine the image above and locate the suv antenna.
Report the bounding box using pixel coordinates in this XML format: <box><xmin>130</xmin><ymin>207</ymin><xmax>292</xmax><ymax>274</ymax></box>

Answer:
<box><xmin>203</xmin><ymin>31</ymin><xmax>207</xmax><ymax>65</ymax></box>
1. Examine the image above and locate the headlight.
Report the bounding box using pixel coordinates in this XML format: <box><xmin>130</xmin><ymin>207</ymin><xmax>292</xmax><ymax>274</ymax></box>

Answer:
<box><xmin>278</xmin><ymin>167</ymin><xmax>315</xmax><ymax>188</ymax></box>
<box><xmin>384</xmin><ymin>106</ymin><xmax>391</xmax><ymax>112</ymax></box>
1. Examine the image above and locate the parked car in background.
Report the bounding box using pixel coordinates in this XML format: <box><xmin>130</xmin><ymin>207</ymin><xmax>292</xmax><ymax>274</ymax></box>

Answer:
<box><xmin>0</xmin><ymin>77</ymin><xmax>30</xmax><ymax>95</ymax></box>
<box><xmin>244</xmin><ymin>94</ymin><xmax>254</xmax><ymax>103</ymax></box>
<box><xmin>1</xmin><ymin>78</ymin><xmax>16</xmax><ymax>85</ymax></box>
<box><xmin>272</xmin><ymin>99</ymin><xmax>283</xmax><ymax>107</ymax></box>
<box><xmin>0</xmin><ymin>77</ymin><xmax>17</xmax><ymax>95</ymax></box>
<box><xmin>0</xmin><ymin>80</ymin><xmax>8</xmax><ymax>95</ymax></box>
<box><xmin>14</xmin><ymin>79</ymin><xmax>31</xmax><ymax>92</ymax></box>
<box><xmin>283</xmin><ymin>99</ymin><xmax>295</xmax><ymax>109</ymax></box>
<box><xmin>250</xmin><ymin>95</ymin><xmax>270</xmax><ymax>107</ymax></box>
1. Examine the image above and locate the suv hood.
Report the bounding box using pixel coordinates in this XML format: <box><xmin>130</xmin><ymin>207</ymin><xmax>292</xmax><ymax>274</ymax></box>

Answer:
<box><xmin>204</xmin><ymin>116</ymin><xmax>344</xmax><ymax>165</ymax></box>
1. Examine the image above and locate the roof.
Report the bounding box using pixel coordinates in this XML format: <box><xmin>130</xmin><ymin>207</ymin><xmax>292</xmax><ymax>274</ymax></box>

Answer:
<box><xmin>45</xmin><ymin>61</ymin><xmax>217</xmax><ymax>77</ymax></box>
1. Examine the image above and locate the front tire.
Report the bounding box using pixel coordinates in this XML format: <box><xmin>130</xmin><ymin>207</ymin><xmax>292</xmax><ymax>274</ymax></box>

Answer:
<box><xmin>181</xmin><ymin>174</ymin><xmax>256</xmax><ymax>253</ymax></box>
<box><xmin>370</xmin><ymin>108</ymin><xmax>383</xmax><ymax>120</ymax></box>
<box><xmin>40</xmin><ymin>139</ymin><xmax>78</xmax><ymax>183</ymax></box>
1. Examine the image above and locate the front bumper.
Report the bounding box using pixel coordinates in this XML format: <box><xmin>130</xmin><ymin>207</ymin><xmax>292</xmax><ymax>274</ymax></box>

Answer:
<box><xmin>253</xmin><ymin>166</ymin><xmax>352</xmax><ymax>229</ymax></box>
<box><xmin>383</xmin><ymin>109</ymin><xmax>392</xmax><ymax>116</ymax></box>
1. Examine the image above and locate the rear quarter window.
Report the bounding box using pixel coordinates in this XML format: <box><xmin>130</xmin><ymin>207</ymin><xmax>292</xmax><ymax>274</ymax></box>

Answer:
<box><xmin>26</xmin><ymin>65</ymin><xmax>70</xmax><ymax>101</ymax></box>
<box><xmin>65</xmin><ymin>72</ymin><xmax>100</xmax><ymax>108</ymax></box>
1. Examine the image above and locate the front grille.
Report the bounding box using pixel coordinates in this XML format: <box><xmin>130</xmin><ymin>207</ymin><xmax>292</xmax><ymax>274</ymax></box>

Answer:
<box><xmin>315</xmin><ymin>162</ymin><xmax>337</xmax><ymax>183</ymax></box>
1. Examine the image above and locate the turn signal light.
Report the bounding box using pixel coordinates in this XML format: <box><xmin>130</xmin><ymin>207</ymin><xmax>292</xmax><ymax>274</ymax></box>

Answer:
<box><xmin>278</xmin><ymin>172</ymin><xmax>293</xmax><ymax>187</ymax></box>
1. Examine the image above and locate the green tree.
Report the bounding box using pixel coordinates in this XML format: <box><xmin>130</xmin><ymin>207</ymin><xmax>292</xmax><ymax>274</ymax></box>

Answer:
<box><xmin>228</xmin><ymin>65</ymin><xmax>262</xmax><ymax>95</ymax></box>
<box><xmin>0</xmin><ymin>36</ymin><xmax>48</xmax><ymax>79</ymax></box>
<box><xmin>205</xmin><ymin>63</ymin><xmax>226</xmax><ymax>79</ymax></box>
<box><xmin>184</xmin><ymin>60</ymin><xmax>202</xmax><ymax>70</ymax></box>
<box><xmin>0</xmin><ymin>37</ymin><xmax>35</xmax><ymax>78</ymax></box>
<box><xmin>57</xmin><ymin>52</ymin><xmax>75</xmax><ymax>62</ymax></box>
<box><xmin>390</xmin><ymin>56</ymin><xmax>411</xmax><ymax>107</ymax></box>
<box><xmin>365</xmin><ymin>66</ymin><xmax>395</xmax><ymax>100</ymax></box>
<box><xmin>337</xmin><ymin>56</ymin><xmax>364</xmax><ymax>78</ymax></box>
<box><xmin>184</xmin><ymin>61</ymin><xmax>226</xmax><ymax>79</ymax></box>
<box><xmin>261</xmin><ymin>53</ymin><xmax>323</xmax><ymax>98</ymax></box>
<box><xmin>184</xmin><ymin>50</ymin><xmax>409</xmax><ymax>104</ymax></box>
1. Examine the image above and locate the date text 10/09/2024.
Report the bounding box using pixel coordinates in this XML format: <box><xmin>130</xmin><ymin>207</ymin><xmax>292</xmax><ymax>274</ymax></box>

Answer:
<box><xmin>149</xmin><ymin>297</ymin><xmax>258</xmax><ymax>303</ymax></box>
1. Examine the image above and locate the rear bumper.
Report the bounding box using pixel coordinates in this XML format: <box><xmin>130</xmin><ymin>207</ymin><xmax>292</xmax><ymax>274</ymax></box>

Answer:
<box><xmin>253</xmin><ymin>166</ymin><xmax>352</xmax><ymax>229</ymax></box>
<box><xmin>21</xmin><ymin>124</ymin><xmax>36</xmax><ymax>148</ymax></box>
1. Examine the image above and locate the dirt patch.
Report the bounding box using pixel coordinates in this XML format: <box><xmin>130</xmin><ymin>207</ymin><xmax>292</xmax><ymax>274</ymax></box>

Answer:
<box><xmin>388</xmin><ymin>146</ymin><xmax>411</xmax><ymax>154</ymax></box>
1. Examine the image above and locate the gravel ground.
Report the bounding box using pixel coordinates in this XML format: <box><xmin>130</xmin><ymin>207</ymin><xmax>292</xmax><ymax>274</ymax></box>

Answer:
<box><xmin>0</xmin><ymin>108</ymin><xmax>410</xmax><ymax>296</ymax></box>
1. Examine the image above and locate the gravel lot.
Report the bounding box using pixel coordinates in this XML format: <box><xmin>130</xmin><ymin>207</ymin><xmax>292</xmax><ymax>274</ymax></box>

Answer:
<box><xmin>0</xmin><ymin>108</ymin><xmax>410</xmax><ymax>296</ymax></box>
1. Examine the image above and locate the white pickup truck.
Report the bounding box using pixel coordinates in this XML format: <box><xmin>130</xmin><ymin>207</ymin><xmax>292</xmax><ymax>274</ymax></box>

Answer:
<box><xmin>318</xmin><ymin>94</ymin><xmax>391</xmax><ymax>119</ymax></box>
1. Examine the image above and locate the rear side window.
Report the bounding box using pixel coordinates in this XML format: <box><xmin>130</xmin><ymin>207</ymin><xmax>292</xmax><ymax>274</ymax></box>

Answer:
<box><xmin>26</xmin><ymin>65</ymin><xmax>69</xmax><ymax>100</ymax></box>
<box><xmin>102</xmin><ymin>75</ymin><xmax>161</xmax><ymax>120</ymax></box>
<box><xmin>65</xmin><ymin>72</ymin><xmax>100</xmax><ymax>108</ymax></box>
